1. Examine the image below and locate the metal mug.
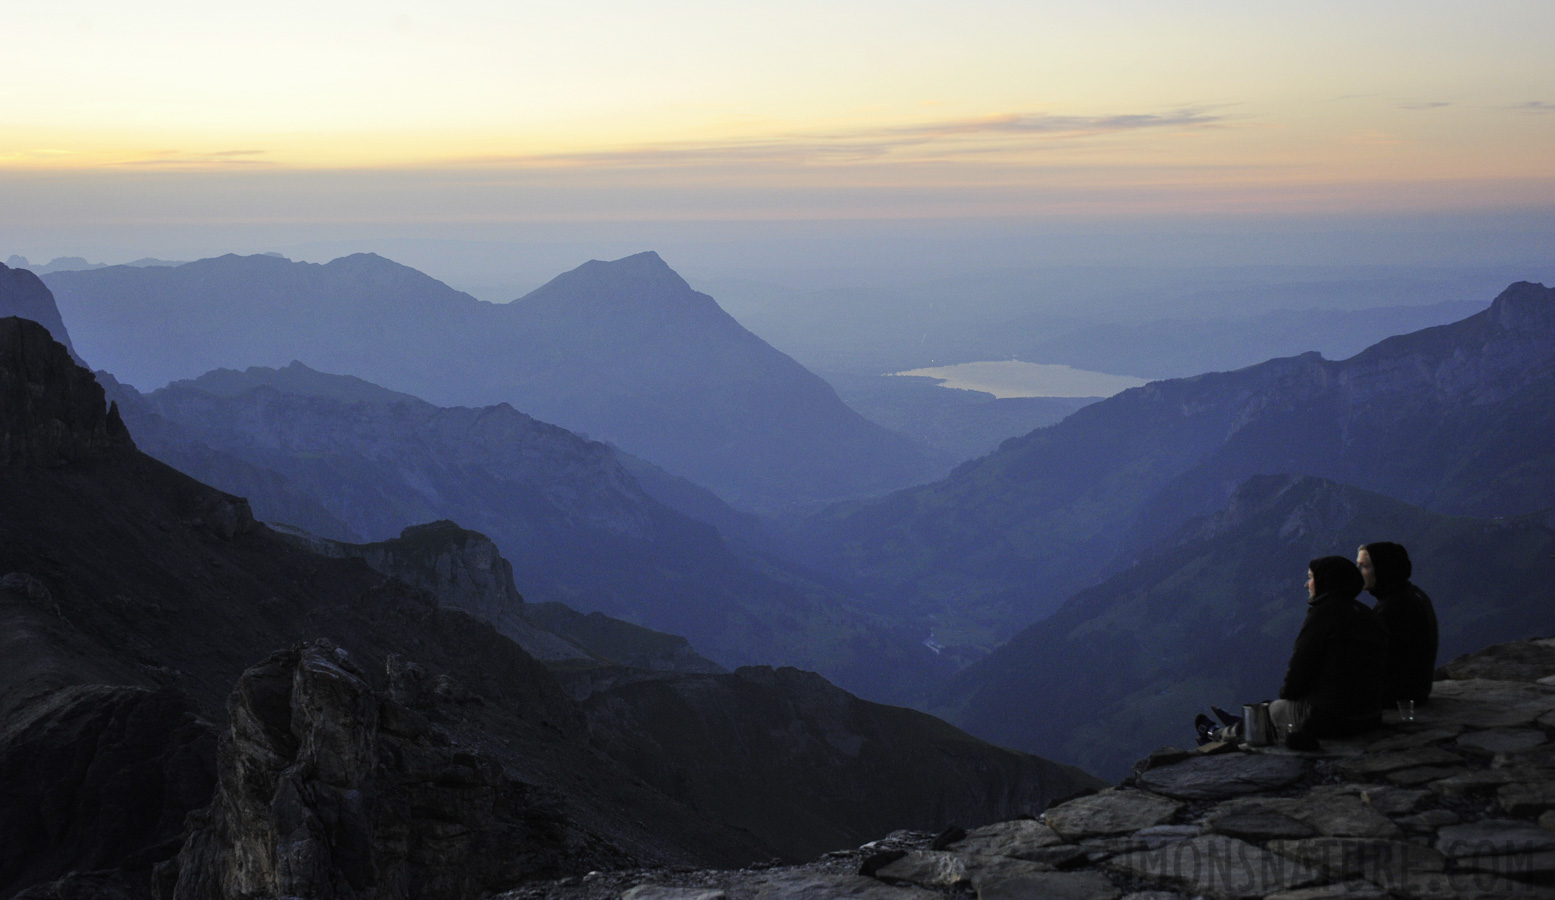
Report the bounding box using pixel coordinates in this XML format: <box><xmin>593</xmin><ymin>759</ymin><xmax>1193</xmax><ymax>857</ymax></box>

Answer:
<box><xmin>1243</xmin><ymin>702</ymin><xmax>1274</xmax><ymax>746</ymax></box>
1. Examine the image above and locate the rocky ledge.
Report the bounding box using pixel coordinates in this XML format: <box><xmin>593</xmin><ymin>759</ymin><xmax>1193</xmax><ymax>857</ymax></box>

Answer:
<box><xmin>506</xmin><ymin>638</ymin><xmax>1555</xmax><ymax>900</ymax></box>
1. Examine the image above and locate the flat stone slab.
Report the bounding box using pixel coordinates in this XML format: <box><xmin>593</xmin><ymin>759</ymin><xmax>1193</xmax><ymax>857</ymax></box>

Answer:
<box><xmin>1136</xmin><ymin>753</ymin><xmax>1308</xmax><ymax>800</ymax></box>
<box><xmin>1426</xmin><ymin>679</ymin><xmax>1555</xmax><ymax>729</ymax></box>
<box><xmin>949</xmin><ymin>819</ymin><xmax>1065</xmax><ymax>859</ymax></box>
<box><xmin>750</xmin><ymin>873</ymin><xmax>943</xmax><ymax>900</ymax></box>
<box><xmin>1043</xmin><ymin>789</ymin><xmax>1182</xmax><ymax>839</ymax></box>
<box><xmin>1265</xmin><ymin>881</ymin><xmax>1389</xmax><ymax>900</ymax></box>
<box><xmin>1204</xmin><ymin>801</ymin><xmax>1316</xmax><ymax>841</ymax></box>
<box><xmin>874</xmin><ymin>851</ymin><xmax>968</xmax><ymax>888</ymax></box>
<box><xmin>1357</xmin><ymin>786</ymin><xmax>1430</xmax><ymax>815</ymax></box>
<box><xmin>1263</xmin><ymin>794</ymin><xmax>1401</xmax><ymax>839</ymax></box>
<box><xmin>1077</xmin><ymin>835</ymin><xmax>1149</xmax><ymax>862</ymax></box>
<box><xmin>1441</xmin><ymin>638</ymin><xmax>1555</xmax><ymax>682</ymax></box>
<box><xmin>1370</xmin><ymin>870</ymin><xmax>1555</xmax><ymax>899</ymax></box>
<box><xmin>1133</xmin><ymin>825</ymin><xmax>1201</xmax><ymax>849</ymax></box>
<box><xmin>1455</xmin><ymin>850</ymin><xmax>1555</xmax><ymax>881</ymax></box>
<box><xmin>1394</xmin><ymin>809</ymin><xmax>1461</xmax><ymax>832</ymax></box>
<box><xmin>962</xmin><ymin>854</ymin><xmax>1059</xmax><ymax>889</ymax></box>
<box><xmin>622</xmin><ymin>889</ymin><xmax>726</xmax><ymax>900</ymax></box>
<box><xmin>1387</xmin><ymin>765</ymin><xmax>1468</xmax><ymax>786</ymax></box>
<box><xmin>976</xmin><ymin>870</ymin><xmax>1122</xmax><ymax>900</ymax></box>
<box><xmin>1336</xmin><ymin>746</ymin><xmax>1463</xmax><ymax>777</ymax></box>
<box><xmin>1456</xmin><ymin>728</ymin><xmax>1550</xmax><ymax>756</ymax></box>
<box><xmin>1364</xmin><ymin>726</ymin><xmax>1464</xmax><ymax>753</ymax></box>
<box><xmin>1437</xmin><ymin>820</ymin><xmax>1555</xmax><ymax>857</ymax></box>
<box><xmin>1105</xmin><ymin>835</ymin><xmax>1326</xmax><ymax>899</ymax></box>
<box><xmin>1428</xmin><ymin>769</ymin><xmax>1522</xmax><ymax>796</ymax></box>
<box><xmin>1267</xmin><ymin>837</ymin><xmax>1444</xmax><ymax>888</ymax></box>
<box><xmin>1499</xmin><ymin>780</ymin><xmax>1555</xmax><ymax>816</ymax></box>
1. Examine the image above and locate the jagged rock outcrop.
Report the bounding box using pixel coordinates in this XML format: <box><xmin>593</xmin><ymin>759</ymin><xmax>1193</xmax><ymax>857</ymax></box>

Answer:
<box><xmin>0</xmin><ymin>317</ymin><xmax>132</xmax><ymax>466</ymax></box>
<box><xmin>287</xmin><ymin>520</ymin><xmax>527</xmax><ymax>630</ymax></box>
<box><xmin>278</xmin><ymin>521</ymin><xmax>724</xmax><ymax>673</ymax></box>
<box><xmin>159</xmin><ymin>640</ymin><xmax>611</xmax><ymax>900</ymax></box>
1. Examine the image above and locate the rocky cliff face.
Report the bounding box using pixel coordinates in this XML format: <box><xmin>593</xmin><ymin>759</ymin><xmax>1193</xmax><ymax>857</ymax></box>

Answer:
<box><xmin>292</xmin><ymin>520</ymin><xmax>525</xmax><ymax>628</ymax></box>
<box><xmin>282</xmin><ymin>520</ymin><xmax>721</xmax><ymax>672</ymax></box>
<box><xmin>0</xmin><ymin>263</ymin><xmax>84</xmax><ymax>364</ymax></box>
<box><xmin>0</xmin><ymin>317</ymin><xmax>132</xmax><ymax>466</ymax></box>
<box><xmin>160</xmin><ymin>641</ymin><xmax>615</xmax><ymax>900</ymax></box>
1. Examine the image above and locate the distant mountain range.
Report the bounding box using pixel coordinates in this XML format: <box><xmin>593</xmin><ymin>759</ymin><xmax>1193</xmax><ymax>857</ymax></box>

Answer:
<box><xmin>1016</xmin><ymin>299</ymin><xmax>1490</xmax><ymax>380</ymax></box>
<box><xmin>44</xmin><ymin>251</ymin><xmax>948</xmax><ymax>511</ymax></box>
<box><xmin>788</xmin><ymin>282</ymin><xmax>1555</xmax><ymax>655</ymax></box>
<box><xmin>933</xmin><ymin>473</ymin><xmax>1555</xmax><ymax>780</ymax></box>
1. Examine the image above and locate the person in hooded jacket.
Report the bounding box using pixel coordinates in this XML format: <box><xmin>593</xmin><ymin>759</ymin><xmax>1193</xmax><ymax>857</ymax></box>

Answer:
<box><xmin>1358</xmin><ymin>541</ymin><xmax>1439</xmax><ymax>705</ymax></box>
<box><xmin>1269</xmin><ymin>556</ymin><xmax>1389</xmax><ymax>740</ymax></box>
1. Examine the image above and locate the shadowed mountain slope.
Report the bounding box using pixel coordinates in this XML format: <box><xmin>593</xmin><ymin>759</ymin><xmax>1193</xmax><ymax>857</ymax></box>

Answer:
<box><xmin>934</xmin><ymin>474</ymin><xmax>1555</xmax><ymax>780</ymax></box>
<box><xmin>101</xmin><ymin>360</ymin><xmax>941</xmax><ymax>703</ymax></box>
<box><xmin>0</xmin><ymin>316</ymin><xmax>774</xmax><ymax>895</ymax></box>
<box><xmin>44</xmin><ymin>251</ymin><xmax>947</xmax><ymax>510</ymax></box>
<box><xmin>790</xmin><ymin>282</ymin><xmax>1555</xmax><ymax>651</ymax></box>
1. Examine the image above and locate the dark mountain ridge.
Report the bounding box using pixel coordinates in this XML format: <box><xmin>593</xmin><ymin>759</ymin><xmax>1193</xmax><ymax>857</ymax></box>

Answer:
<box><xmin>789</xmin><ymin>281</ymin><xmax>1555</xmax><ymax>653</ymax></box>
<box><xmin>44</xmin><ymin>251</ymin><xmax>948</xmax><ymax>511</ymax></box>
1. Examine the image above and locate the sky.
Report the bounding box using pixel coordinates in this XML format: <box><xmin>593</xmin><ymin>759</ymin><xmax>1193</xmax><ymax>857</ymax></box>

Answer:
<box><xmin>3</xmin><ymin>0</ymin><xmax>1554</xmax><ymax>279</ymax></box>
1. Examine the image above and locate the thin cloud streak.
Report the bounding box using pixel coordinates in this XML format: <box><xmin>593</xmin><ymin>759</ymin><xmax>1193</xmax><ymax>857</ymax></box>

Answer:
<box><xmin>118</xmin><ymin>149</ymin><xmax>272</xmax><ymax>167</ymax></box>
<box><xmin>1398</xmin><ymin>101</ymin><xmax>1451</xmax><ymax>110</ymax></box>
<box><xmin>461</xmin><ymin>109</ymin><xmax>1225</xmax><ymax>169</ymax></box>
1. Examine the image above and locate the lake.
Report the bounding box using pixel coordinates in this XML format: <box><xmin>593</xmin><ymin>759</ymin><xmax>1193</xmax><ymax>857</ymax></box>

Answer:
<box><xmin>891</xmin><ymin>360</ymin><xmax>1148</xmax><ymax>399</ymax></box>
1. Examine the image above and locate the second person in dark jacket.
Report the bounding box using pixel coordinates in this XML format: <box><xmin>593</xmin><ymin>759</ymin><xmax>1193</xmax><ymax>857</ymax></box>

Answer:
<box><xmin>1358</xmin><ymin>541</ymin><xmax>1439</xmax><ymax>705</ymax></box>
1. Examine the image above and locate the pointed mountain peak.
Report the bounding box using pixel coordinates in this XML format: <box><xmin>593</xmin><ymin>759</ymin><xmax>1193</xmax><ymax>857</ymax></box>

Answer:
<box><xmin>0</xmin><ymin>316</ymin><xmax>133</xmax><ymax>466</ymax></box>
<box><xmin>517</xmin><ymin>251</ymin><xmax>700</xmax><ymax>309</ymax></box>
<box><xmin>1488</xmin><ymin>281</ymin><xmax>1554</xmax><ymax>333</ymax></box>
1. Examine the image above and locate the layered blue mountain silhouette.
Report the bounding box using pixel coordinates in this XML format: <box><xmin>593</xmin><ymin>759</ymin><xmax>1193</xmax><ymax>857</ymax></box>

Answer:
<box><xmin>44</xmin><ymin>252</ymin><xmax>947</xmax><ymax>510</ymax></box>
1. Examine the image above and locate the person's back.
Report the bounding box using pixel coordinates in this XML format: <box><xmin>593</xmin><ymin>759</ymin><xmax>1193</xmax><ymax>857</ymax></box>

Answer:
<box><xmin>1278</xmin><ymin>556</ymin><xmax>1388</xmax><ymax>738</ymax></box>
<box><xmin>1359</xmin><ymin>542</ymin><xmax>1439</xmax><ymax>704</ymax></box>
